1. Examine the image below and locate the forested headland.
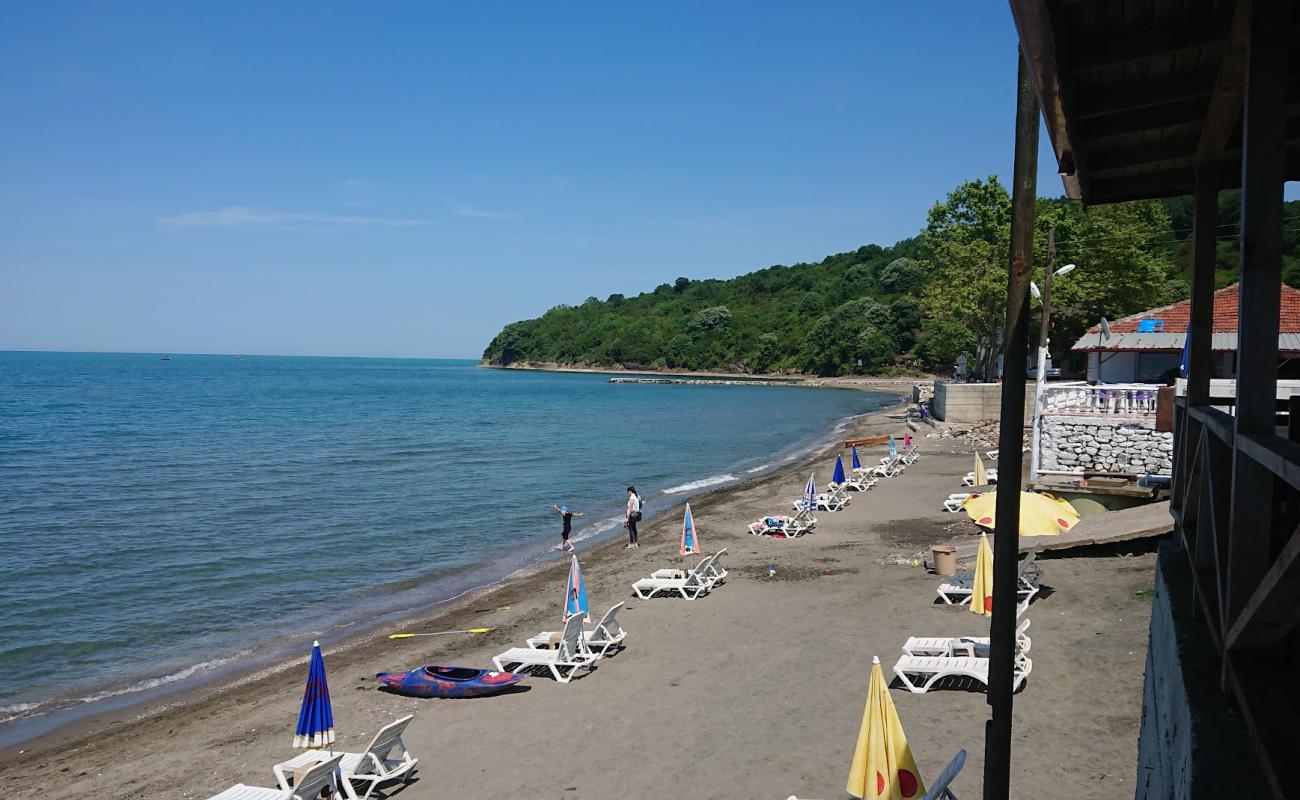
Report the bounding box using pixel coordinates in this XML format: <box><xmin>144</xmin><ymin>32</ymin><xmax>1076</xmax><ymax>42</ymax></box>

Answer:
<box><xmin>482</xmin><ymin>178</ymin><xmax>1300</xmax><ymax>377</ymax></box>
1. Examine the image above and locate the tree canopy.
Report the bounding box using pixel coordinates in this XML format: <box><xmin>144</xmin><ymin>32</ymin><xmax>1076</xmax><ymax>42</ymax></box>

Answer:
<box><xmin>482</xmin><ymin>178</ymin><xmax>1300</xmax><ymax>377</ymax></box>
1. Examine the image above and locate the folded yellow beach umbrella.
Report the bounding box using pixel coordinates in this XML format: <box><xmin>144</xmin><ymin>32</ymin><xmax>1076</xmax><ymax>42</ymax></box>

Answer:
<box><xmin>846</xmin><ymin>656</ymin><xmax>925</xmax><ymax>800</ymax></box>
<box><xmin>962</xmin><ymin>490</ymin><xmax>1079</xmax><ymax>537</ymax></box>
<box><xmin>973</xmin><ymin>453</ymin><xmax>989</xmax><ymax>487</ymax></box>
<box><xmin>970</xmin><ymin>532</ymin><xmax>994</xmax><ymax>616</ymax></box>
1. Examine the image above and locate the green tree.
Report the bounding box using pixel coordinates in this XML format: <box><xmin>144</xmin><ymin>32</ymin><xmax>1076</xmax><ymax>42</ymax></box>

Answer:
<box><xmin>752</xmin><ymin>332</ymin><xmax>781</xmax><ymax>373</ymax></box>
<box><xmin>887</xmin><ymin>295</ymin><xmax>922</xmax><ymax>352</ymax></box>
<box><xmin>687</xmin><ymin>306</ymin><xmax>732</xmax><ymax>337</ymax></box>
<box><xmin>878</xmin><ymin>257</ymin><xmax>925</xmax><ymax>294</ymax></box>
<box><xmin>916</xmin><ymin>320</ymin><xmax>978</xmax><ymax>372</ymax></box>
<box><xmin>918</xmin><ymin>176</ymin><xmax>1013</xmax><ymax>377</ymax></box>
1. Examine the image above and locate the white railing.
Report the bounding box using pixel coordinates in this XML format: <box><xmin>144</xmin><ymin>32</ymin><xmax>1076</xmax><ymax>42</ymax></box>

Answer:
<box><xmin>1040</xmin><ymin>382</ymin><xmax>1163</xmax><ymax>416</ymax></box>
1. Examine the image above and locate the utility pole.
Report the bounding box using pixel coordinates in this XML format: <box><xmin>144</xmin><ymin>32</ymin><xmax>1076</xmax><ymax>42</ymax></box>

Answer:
<box><xmin>1028</xmin><ymin>228</ymin><xmax>1056</xmax><ymax>478</ymax></box>
<box><xmin>984</xmin><ymin>48</ymin><xmax>1038</xmax><ymax>800</ymax></box>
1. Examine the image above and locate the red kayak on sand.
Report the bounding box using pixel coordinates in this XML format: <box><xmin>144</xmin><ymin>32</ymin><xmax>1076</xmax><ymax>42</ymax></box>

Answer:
<box><xmin>375</xmin><ymin>665</ymin><xmax>524</xmax><ymax>698</ymax></box>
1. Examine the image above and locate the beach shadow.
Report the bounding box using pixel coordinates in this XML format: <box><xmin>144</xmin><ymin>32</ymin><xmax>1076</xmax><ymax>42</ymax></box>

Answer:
<box><xmin>371</xmin><ymin>774</ymin><xmax>421</xmax><ymax>799</ymax></box>
<box><xmin>889</xmin><ymin>675</ymin><xmax>1029</xmax><ymax>695</ymax></box>
<box><xmin>1038</xmin><ymin>536</ymin><xmax>1162</xmax><ymax>560</ymax></box>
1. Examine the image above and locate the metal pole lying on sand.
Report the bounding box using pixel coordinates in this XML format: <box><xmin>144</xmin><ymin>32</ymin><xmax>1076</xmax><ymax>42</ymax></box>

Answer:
<box><xmin>983</xmin><ymin>47</ymin><xmax>1038</xmax><ymax>800</ymax></box>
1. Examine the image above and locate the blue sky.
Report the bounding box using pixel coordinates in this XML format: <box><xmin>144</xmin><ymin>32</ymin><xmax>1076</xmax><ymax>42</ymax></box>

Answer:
<box><xmin>2</xmin><ymin>2</ymin><xmax>1079</xmax><ymax>358</ymax></box>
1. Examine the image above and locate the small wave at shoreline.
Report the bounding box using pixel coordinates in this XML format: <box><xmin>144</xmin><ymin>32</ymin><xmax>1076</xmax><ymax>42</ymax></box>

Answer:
<box><xmin>661</xmin><ymin>474</ymin><xmax>737</xmax><ymax>494</ymax></box>
<box><xmin>0</xmin><ymin>652</ymin><xmax>248</xmax><ymax>726</ymax></box>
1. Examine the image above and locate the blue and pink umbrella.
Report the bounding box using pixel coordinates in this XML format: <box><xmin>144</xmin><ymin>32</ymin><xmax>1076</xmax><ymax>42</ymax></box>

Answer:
<box><xmin>563</xmin><ymin>555</ymin><xmax>589</xmax><ymax>622</ymax></box>
<box><xmin>293</xmin><ymin>640</ymin><xmax>335</xmax><ymax>749</ymax></box>
<box><xmin>680</xmin><ymin>502</ymin><xmax>699</xmax><ymax>555</ymax></box>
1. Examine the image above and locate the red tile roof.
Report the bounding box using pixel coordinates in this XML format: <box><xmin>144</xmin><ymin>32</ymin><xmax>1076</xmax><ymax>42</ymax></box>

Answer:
<box><xmin>1084</xmin><ymin>283</ymin><xmax>1300</xmax><ymax>335</ymax></box>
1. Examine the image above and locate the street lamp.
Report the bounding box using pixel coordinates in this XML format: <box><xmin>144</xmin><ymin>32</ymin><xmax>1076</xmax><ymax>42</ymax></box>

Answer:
<box><xmin>1029</xmin><ymin>230</ymin><xmax>1080</xmax><ymax>479</ymax></box>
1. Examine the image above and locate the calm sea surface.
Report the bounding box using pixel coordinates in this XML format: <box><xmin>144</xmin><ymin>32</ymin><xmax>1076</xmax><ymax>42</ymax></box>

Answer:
<box><xmin>0</xmin><ymin>352</ymin><xmax>890</xmax><ymax>739</ymax></box>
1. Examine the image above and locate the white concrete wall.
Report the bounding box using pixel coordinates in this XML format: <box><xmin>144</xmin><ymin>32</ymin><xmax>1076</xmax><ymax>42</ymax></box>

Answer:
<box><xmin>931</xmin><ymin>381</ymin><xmax>1036</xmax><ymax>424</ymax></box>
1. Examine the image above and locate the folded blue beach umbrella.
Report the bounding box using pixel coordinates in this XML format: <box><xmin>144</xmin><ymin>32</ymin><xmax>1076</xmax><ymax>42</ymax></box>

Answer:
<box><xmin>851</xmin><ymin>445</ymin><xmax>862</xmax><ymax>471</ymax></box>
<box><xmin>563</xmin><ymin>555</ymin><xmax>589</xmax><ymax>622</ymax></box>
<box><xmin>889</xmin><ymin>434</ymin><xmax>897</xmax><ymax>458</ymax></box>
<box><xmin>293</xmin><ymin>640</ymin><xmax>335</xmax><ymax>749</ymax></box>
<box><xmin>832</xmin><ymin>455</ymin><xmax>847</xmax><ymax>485</ymax></box>
<box><xmin>802</xmin><ymin>473</ymin><xmax>816</xmax><ymax>510</ymax></box>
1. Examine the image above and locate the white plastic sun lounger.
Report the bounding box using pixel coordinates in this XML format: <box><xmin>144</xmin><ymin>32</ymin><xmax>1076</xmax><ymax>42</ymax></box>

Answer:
<box><xmin>942</xmin><ymin>493</ymin><xmax>971</xmax><ymax>512</ymax></box>
<box><xmin>935</xmin><ymin>579</ymin><xmax>1038</xmax><ymax>615</ymax></box>
<box><xmin>962</xmin><ymin>469</ymin><xmax>999</xmax><ymax>487</ymax></box>
<box><xmin>816</xmin><ymin>488</ymin><xmax>850</xmax><ymax>511</ymax></box>
<box><xmin>631</xmin><ymin>553</ymin><xmax>716</xmax><ymax>599</ymax></box>
<box><xmin>901</xmin><ymin>447</ymin><xmax>920</xmax><ymax>465</ymax></box>
<box><xmin>749</xmin><ymin>509</ymin><xmax>816</xmax><ymax>537</ymax></box>
<box><xmin>527</xmin><ymin>602</ymin><xmax>627</xmax><ymax>657</ymax></box>
<box><xmin>836</xmin><ymin>472</ymin><xmax>875</xmax><ymax>492</ymax></box>
<box><xmin>846</xmin><ymin>472</ymin><xmax>877</xmax><ymax>491</ymax></box>
<box><xmin>210</xmin><ymin>754</ymin><xmax>343</xmax><ymax>800</ymax></box>
<box><xmin>273</xmin><ymin>717</ymin><xmax>416</xmax><ymax>800</ymax></box>
<box><xmin>902</xmin><ymin>619</ymin><xmax>1031</xmax><ymax>658</ymax></box>
<box><xmin>656</xmin><ymin>548</ymin><xmax>726</xmax><ymax>588</ymax></box>
<box><xmin>492</xmin><ymin>614</ymin><xmax>597</xmax><ymax>683</ymax></box>
<box><xmin>892</xmin><ymin>651</ymin><xmax>1032</xmax><ymax>694</ymax></box>
<box><xmin>795</xmin><ymin>485</ymin><xmax>850</xmax><ymax>512</ymax></box>
<box><xmin>946</xmin><ymin>548</ymin><xmax>1042</xmax><ymax>592</ymax></box>
<box><xmin>873</xmin><ymin>456</ymin><xmax>905</xmax><ymax>477</ymax></box>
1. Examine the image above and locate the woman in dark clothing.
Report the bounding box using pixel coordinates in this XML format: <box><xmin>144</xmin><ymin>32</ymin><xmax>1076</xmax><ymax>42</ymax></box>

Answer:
<box><xmin>551</xmin><ymin>504</ymin><xmax>581</xmax><ymax>552</ymax></box>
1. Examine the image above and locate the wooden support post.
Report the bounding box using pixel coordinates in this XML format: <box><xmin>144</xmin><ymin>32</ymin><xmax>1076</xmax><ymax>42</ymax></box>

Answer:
<box><xmin>983</xmin><ymin>48</ymin><xmax>1038</xmax><ymax>800</ymax></box>
<box><xmin>1226</xmin><ymin>0</ymin><xmax>1287</xmax><ymax>650</ymax></box>
<box><xmin>1187</xmin><ymin>171</ymin><xmax>1218</xmax><ymax>407</ymax></box>
<box><xmin>1175</xmin><ymin>170</ymin><xmax>1220</xmax><ymax>515</ymax></box>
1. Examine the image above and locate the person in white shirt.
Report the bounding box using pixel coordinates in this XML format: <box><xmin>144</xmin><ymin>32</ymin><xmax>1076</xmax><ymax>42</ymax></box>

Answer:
<box><xmin>624</xmin><ymin>486</ymin><xmax>641</xmax><ymax>549</ymax></box>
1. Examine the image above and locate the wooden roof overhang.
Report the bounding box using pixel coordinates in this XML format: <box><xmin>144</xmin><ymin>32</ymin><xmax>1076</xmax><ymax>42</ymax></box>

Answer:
<box><xmin>1010</xmin><ymin>0</ymin><xmax>1300</xmax><ymax>205</ymax></box>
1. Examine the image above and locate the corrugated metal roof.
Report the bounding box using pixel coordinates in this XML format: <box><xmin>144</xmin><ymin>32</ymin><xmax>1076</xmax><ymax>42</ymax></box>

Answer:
<box><xmin>1072</xmin><ymin>331</ymin><xmax>1300</xmax><ymax>353</ymax></box>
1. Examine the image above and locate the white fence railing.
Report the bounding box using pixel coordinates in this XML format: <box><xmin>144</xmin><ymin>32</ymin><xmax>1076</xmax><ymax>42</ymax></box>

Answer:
<box><xmin>1040</xmin><ymin>382</ymin><xmax>1163</xmax><ymax>416</ymax></box>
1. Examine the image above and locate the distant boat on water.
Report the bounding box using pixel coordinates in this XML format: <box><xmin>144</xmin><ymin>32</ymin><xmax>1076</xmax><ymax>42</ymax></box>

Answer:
<box><xmin>160</xmin><ymin>355</ymin><xmax>172</xmax><ymax>361</ymax></box>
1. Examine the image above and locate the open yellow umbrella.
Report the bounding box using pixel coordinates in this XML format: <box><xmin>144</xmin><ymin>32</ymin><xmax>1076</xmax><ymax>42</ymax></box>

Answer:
<box><xmin>970</xmin><ymin>532</ymin><xmax>994</xmax><ymax>616</ymax></box>
<box><xmin>961</xmin><ymin>491</ymin><xmax>1079</xmax><ymax>537</ymax></box>
<box><xmin>846</xmin><ymin>657</ymin><xmax>925</xmax><ymax>800</ymax></box>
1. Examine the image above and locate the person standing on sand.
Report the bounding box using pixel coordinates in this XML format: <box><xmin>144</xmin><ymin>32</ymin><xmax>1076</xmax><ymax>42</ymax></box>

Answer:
<box><xmin>624</xmin><ymin>486</ymin><xmax>642</xmax><ymax>549</ymax></box>
<box><xmin>551</xmin><ymin>504</ymin><xmax>581</xmax><ymax>552</ymax></box>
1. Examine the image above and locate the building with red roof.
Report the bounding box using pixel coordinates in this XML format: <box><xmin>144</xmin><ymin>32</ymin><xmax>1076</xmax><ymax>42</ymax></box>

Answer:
<box><xmin>1070</xmin><ymin>283</ymin><xmax>1300</xmax><ymax>383</ymax></box>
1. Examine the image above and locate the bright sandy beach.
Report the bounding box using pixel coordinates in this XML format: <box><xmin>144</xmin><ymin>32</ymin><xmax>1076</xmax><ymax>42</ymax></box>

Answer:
<box><xmin>0</xmin><ymin>394</ymin><xmax>1155</xmax><ymax>800</ymax></box>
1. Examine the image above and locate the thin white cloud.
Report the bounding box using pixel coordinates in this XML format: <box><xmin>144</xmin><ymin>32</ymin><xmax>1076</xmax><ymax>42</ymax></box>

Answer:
<box><xmin>158</xmin><ymin>206</ymin><xmax>436</xmax><ymax>229</ymax></box>
<box><xmin>453</xmin><ymin>204</ymin><xmax>514</xmax><ymax>221</ymax></box>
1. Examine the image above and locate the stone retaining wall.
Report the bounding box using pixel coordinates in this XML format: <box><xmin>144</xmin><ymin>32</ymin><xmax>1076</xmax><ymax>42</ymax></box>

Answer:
<box><xmin>1040</xmin><ymin>415</ymin><xmax>1173</xmax><ymax>475</ymax></box>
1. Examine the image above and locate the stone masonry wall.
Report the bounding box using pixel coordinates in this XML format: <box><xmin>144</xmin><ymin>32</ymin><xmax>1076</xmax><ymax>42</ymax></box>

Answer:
<box><xmin>1040</xmin><ymin>415</ymin><xmax>1173</xmax><ymax>475</ymax></box>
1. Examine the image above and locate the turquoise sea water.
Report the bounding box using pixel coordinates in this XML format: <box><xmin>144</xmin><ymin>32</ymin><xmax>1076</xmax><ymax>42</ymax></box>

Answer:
<box><xmin>0</xmin><ymin>352</ymin><xmax>891</xmax><ymax>741</ymax></box>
